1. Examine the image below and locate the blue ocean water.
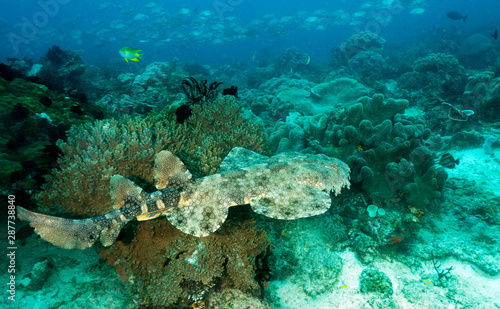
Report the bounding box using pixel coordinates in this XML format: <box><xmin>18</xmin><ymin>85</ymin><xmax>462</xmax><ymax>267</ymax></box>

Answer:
<box><xmin>1</xmin><ymin>0</ymin><xmax>498</xmax><ymax>66</ymax></box>
<box><xmin>2</xmin><ymin>0</ymin><xmax>500</xmax><ymax>308</ymax></box>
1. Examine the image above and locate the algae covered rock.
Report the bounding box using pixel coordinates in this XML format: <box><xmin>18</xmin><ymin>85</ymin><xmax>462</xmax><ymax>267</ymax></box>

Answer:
<box><xmin>359</xmin><ymin>268</ymin><xmax>393</xmax><ymax>296</ymax></box>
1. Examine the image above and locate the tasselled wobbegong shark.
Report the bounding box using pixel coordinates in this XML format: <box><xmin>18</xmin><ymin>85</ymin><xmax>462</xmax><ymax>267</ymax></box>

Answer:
<box><xmin>17</xmin><ymin>147</ymin><xmax>350</xmax><ymax>250</ymax></box>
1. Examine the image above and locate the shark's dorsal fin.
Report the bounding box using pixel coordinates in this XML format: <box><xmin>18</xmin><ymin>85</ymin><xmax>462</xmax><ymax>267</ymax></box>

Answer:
<box><xmin>110</xmin><ymin>175</ymin><xmax>144</xmax><ymax>210</ymax></box>
<box><xmin>154</xmin><ymin>150</ymin><xmax>192</xmax><ymax>189</ymax></box>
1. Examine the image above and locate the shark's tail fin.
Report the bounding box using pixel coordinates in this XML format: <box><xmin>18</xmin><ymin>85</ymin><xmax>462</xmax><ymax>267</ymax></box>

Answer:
<box><xmin>17</xmin><ymin>207</ymin><xmax>108</xmax><ymax>250</ymax></box>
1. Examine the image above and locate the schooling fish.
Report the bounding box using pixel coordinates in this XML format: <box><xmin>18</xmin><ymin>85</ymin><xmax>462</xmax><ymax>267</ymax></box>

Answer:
<box><xmin>446</xmin><ymin>11</ymin><xmax>468</xmax><ymax>22</ymax></box>
<box><xmin>492</xmin><ymin>28</ymin><xmax>498</xmax><ymax>40</ymax></box>
<box><xmin>17</xmin><ymin>148</ymin><xmax>350</xmax><ymax>250</ymax></box>
<box><xmin>119</xmin><ymin>46</ymin><xmax>143</xmax><ymax>63</ymax></box>
<box><xmin>439</xmin><ymin>153</ymin><xmax>459</xmax><ymax>169</ymax></box>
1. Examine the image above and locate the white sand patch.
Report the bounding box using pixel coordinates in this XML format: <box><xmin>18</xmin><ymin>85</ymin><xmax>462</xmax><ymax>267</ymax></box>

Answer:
<box><xmin>446</xmin><ymin>147</ymin><xmax>500</xmax><ymax>197</ymax></box>
<box><xmin>268</xmin><ymin>249</ymin><xmax>500</xmax><ymax>308</ymax></box>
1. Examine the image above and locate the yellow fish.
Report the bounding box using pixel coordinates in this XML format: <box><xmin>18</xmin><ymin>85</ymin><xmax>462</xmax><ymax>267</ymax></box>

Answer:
<box><xmin>119</xmin><ymin>46</ymin><xmax>143</xmax><ymax>63</ymax></box>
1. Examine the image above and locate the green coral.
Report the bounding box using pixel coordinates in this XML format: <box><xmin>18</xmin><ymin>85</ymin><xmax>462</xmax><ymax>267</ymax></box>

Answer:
<box><xmin>359</xmin><ymin>268</ymin><xmax>393</xmax><ymax>296</ymax></box>
<box><xmin>0</xmin><ymin>76</ymin><xmax>108</xmax><ymax>190</ymax></box>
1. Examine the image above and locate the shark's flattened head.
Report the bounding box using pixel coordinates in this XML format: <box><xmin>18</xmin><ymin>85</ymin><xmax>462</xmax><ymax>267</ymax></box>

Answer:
<box><xmin>247</xmin><ymin>152</ymin><xmax>350</xmax><ymax>220</ymax></box>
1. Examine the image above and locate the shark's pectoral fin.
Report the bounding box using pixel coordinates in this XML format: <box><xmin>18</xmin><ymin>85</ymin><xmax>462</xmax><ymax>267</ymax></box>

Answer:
<box><xmin>17</xmin><ymin>206</ymin><xmax>103</xmax><ymax>250</ymax></box>
<box><xmin>166</xmin><ymin>203</ymin><xmax>229</xmax><ymax>237</ymax></box>
<box><xmin>250</xmin><ymin>183</ymin><xmax>331</xmax><ymax>220</ymax></box>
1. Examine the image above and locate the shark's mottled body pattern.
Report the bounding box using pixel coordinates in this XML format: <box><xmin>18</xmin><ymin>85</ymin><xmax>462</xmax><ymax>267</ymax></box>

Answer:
<box><xmin>18</xmin><ymin>148</ymin><xmax>350</xmax><ymax>250</ymax></box>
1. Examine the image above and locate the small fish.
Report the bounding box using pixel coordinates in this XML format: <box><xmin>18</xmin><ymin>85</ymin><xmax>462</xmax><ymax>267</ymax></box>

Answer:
<box><xmin>470</xmin><ymin>265</ymin><xmax>478</xmax><ymax>272</ymax></box>
<box><xmin>439</xmin><ymin>153</ymin><xmax>459</xmax><ymax>169</ymax></box>
<box><xmin>409</xmin><ymin>8</ymin><xmax>426</xmax><ymax>15</ymax></box>
<box><xmin>422</xmin><ymin>280</ymin><xmax>432</xmax><ymax>284</ymax></box>
<box><xmin>252</xmin><ymin>52</ymin><xmax>256</xmax><ymax>62</ymax></box>
<box><xmin>341</xmin><ymin>285</ymin><xmax>348</xmax><ymax>288</ymax></box>
<box><xmin>304</xmin><ymin>55</ymin><xmax>311</xmax><ymax>65</ymax></box>
<box><xmin>492</xmin><ymin>28</ymin><xmax>498</xmax><ymax>40</ymax></box>
<box><xmin>446</xmin><ymin>11</ymin><xmax>468</xmax><ymax>22</ymax></box>
<box><xmin>119</xmin><ymin>46</ymin><xmax>143</xmax><ymax>63</ymax></box>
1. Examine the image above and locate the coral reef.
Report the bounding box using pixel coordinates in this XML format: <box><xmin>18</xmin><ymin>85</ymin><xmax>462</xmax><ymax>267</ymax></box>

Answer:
<box><xmin>276</xmin><ymin>47</ymin><xmax>311</xmax><ymax>73</ymax></box>
<box><xmin>95</xmin><ymin>60</ymin><xmax>186</xmax><ymax>115</ymax></box>
<box><xmin>269</xmin><ymin>94</ymin><xmax>446</xmax><ymax>214</ymax></box>
<box><xmin>0</xmin><ymin>76</ymin><xmax>107</xmax><ymax>196</ymax></box>
<box><xmin>359</xmin><ymin>268</ymin><xmax>393</xmax><ymax>296</ymax></box>
<box><xmin>99</xmin><ymin>218</ymin><xmax>271</xmax><ymax>308</ymax></box>
<box><xmin>37</xmin><ymin>46</ymin><xmax>86</xmax><ymax>92</ymax></box>
<box><xmin>398</xmin><ymin>53</ymin><xmax>466</xmax><ymax>99</ymax></box>
<box><xmin>241</xmin><ymin>76</ymin><xmax>315</xmax><ymax>121</ymax></box>
<box><xmin>340</xmin><ymin>31</ymin><xmax>386</xmax><ymax>62</ymax></box>
<box><xmin>36</xmin><ymin>95</ymin><xmax>269</xmax><ymax>217</ymax></box>
<box><xmin>462</xmin><ymin>71</ymin><xmax>500</xmax><ymax>122</ymax></box>
<box><xmin>457</xmin><ymin>34</ymin><xmax>496</xmax><ymax>69</ymax></box>
<box><xmin>310</xmin><ymin>77</ymin><xmax>369</xmax><ymax>107</ymax></box>
<box><xmin>207</xmin><ymin>288</ymin><xmax>270</xmax><ymax>308</ymax></box>
<box><xmin>348</xmin><ymin>50</ymin><xmax>387</xmax><ymax>84</ymax></box>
